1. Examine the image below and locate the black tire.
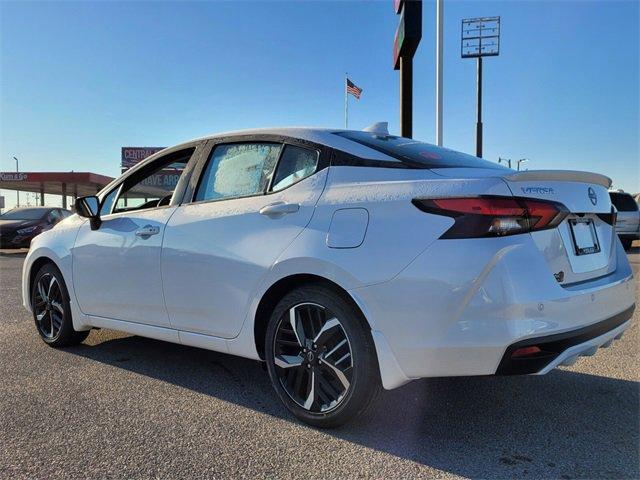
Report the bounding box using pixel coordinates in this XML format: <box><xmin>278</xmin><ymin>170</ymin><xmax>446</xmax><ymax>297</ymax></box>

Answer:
<box><xmin>621</xmin><ymin>238</ymin><xmax>633</xmax><ymax>251</ymax></box>
<box><xmin>31</xmin><ymin>263</ymin><xmax>90</xmax><ymax>347</ymax></box>
<box><xmin>265</xmin><ymin>285</ymin><xmax>381</xmax><ymax>428</ymax></box>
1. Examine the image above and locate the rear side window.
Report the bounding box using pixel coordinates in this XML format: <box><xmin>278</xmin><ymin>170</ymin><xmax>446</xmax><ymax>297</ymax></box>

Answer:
<box><xmin>609</xmin><ymin>192</ymin><xmax>639</xmax><ymax>212</ymax></box>
<box><xmin>334</xmin><ymin>131</ymin><xmax>508</xmax><ymax>169</ymax></box>
<box><xmin>195</xmin><ymin>143</ymin><xmax>282</xmax><ymax>202</ymax></box>
<box><xmin>270</xmin><ymin>145</ymin><xmax>319</xmax><ymax>192</ymax></box>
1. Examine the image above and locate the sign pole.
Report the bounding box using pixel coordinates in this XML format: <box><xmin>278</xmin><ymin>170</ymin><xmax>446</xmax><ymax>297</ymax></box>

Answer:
<box><xmin>393</xmin><ymin>0</ymin><xmax>422</xmax><ymax>139</ymax></box>
<box><xmin>400</xmin><ymin>56</ymin><xmax>413</xmax><ymax>138</ymax></box>
<box><xmin>461</xmin><ymin>16</ymin><xmax>500</xmax><ymax>159</ymax></box>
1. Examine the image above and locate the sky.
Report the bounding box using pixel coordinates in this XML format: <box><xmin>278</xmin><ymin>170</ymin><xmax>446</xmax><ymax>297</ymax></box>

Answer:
<box><xmin>1</xmin><ymin>0</ymin><xmax>638</xmax><ymax>209</ymax></box>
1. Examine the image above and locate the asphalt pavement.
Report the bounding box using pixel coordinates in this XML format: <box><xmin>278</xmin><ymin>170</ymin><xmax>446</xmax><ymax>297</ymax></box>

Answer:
<box><xmin>0</xmin><ymin>247</ymin><xmax>638</xmax><ymax>479</ymax></box>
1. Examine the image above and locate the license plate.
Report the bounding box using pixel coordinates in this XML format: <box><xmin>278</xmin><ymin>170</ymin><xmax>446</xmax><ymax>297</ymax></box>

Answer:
<box><xmin>569</xmin><ymin>219</ymin><xmax>600</xmax><ymax>255</ymax></box>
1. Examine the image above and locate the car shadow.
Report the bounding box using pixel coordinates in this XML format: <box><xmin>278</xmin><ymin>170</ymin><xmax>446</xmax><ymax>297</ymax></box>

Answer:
<box><xmin>67</xmin><ymin>332</ymin><xmax>639</xmax><ymax>479</ymax></box>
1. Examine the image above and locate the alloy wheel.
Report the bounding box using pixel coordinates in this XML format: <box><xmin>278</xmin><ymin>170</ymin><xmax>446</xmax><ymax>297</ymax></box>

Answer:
<box><xmin>33</xmin><ymin>273</ymin><xmax>64</xmax><ymax>340</ymax></box>
<box><xmin>273</xmin><ymin>302</ymin><xmax>353</xmax><ymax>413</ymax></box>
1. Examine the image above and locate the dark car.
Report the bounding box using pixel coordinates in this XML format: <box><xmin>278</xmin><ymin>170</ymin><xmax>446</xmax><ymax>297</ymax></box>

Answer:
<box><xmin>609</xmin><ymin>191</ymin><xmax>640</xmax><ymax>250</ymax></box>
<box><xmin>0</xmin><ymin>207</ymin><xmax>72</xmax><ymax>248</ymax></box>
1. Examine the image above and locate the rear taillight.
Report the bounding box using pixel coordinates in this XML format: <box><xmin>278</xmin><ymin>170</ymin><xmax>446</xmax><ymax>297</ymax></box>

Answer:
<box><xmin>412</xmin><ymin>196</ymin><xmax>569</xmax><ymax>238</ymax></box>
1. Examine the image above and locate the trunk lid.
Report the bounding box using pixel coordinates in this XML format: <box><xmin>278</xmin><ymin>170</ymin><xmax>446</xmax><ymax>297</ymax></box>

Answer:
<box><xmin>431</xmin><ymin>168</ymin><xmax>617</xmax><ymax>285</ymax></box>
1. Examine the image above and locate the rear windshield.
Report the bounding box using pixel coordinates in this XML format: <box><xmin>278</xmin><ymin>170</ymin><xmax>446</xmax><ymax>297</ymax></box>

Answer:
<box><xmin>334</xmin><ymin>131</ymin><xmax>508</xmax><ymax>170</ymax></box>
<box><xmin>0</xmin><ymin>208</ymin><xmax>47</xmax><ymax>220</ymax></box>
<box><xmin>609</xmin><ymin>192</ymin><xmax>639</xmax><ymax>212</ymax></box>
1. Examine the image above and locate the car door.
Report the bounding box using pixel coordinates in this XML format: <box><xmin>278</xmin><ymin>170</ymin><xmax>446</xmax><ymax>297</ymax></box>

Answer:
<box><xmin>72</xmin><ymin>145</ymin><xmax>200</xmax><ymax>326</ymax></box>
<box><xmin>162</xmin><ymin>139</ymin><xmax>328</xmax><ymax>338</ymax></box>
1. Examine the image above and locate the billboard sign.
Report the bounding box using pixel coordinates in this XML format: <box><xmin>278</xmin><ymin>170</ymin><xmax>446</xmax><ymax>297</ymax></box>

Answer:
<box><xmin>121</xmin><ymin>147</ymin><xmax>166</xmax><ymax>171</ymax></box>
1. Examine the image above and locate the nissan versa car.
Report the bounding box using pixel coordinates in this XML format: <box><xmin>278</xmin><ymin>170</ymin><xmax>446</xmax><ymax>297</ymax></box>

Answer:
<box><xmin>0</xmin><ymin>207</ymin><xmax>71</xmax><ymax>248</ymax></box>
<box><xmin>609</xmin><ymin>190</ymin><xmax>639</xmax><ymax>251</ymax></box>
<box><xmin>22</xmin><ymin>127</ymin><xmax>635</xmax><ymax>427</ymax></box>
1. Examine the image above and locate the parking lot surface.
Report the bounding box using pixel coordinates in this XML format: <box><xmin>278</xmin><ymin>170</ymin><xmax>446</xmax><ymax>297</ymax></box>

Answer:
<box><xmin>0</xmin><ymin>248</ymin><xmax>638</xmax><ymax>479</ymax></box>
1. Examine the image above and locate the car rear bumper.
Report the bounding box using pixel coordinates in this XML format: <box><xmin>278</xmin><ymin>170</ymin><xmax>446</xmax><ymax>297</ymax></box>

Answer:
<box><xmin>496</xmin><ymin>304</ymin><xmax>634</xmax><ymax>374</ymax></box>
<box><xmin>350</xmin><ymin>235</ymin><xmax>635</xmax><ymax>389</ymax></box>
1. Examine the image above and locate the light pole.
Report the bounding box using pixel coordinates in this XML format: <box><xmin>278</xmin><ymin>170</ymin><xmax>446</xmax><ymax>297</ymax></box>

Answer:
<box><xmin>498</xmin><ymin>157</ymin><xmax>512</xmax><ymax>168</ymax></box>
<box><xmin>435</xmin><ymin>0</ymin><xmax>443</xmax><ymax>146</ymax></box>
<box><xmin>516</xmin><ymin>158</ymin><xmax>528</xmax><ymax>171</ymax></box>
<box><xmin>13</xmin><ymin>156</ymin><xmax>19</xmax><ymax>207</ymax></box>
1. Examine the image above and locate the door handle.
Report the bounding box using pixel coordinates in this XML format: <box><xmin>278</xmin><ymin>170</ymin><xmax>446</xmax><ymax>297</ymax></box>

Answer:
<box><xmin>259</xmin><ymin>202</ymin><xmax>300</xmax><ymax>219</ymax></box>
<box><xmin>135</xmin><ymin>224</ymin><xmax>160</xmax><ymax>238</ymax></box>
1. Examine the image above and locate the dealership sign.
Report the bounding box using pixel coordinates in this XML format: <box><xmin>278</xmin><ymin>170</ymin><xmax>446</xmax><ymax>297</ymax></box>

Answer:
<box><xmin>121</xmin><ymin>147</ymin><xmax>166</xmax><ymax>171</ymax></box>
<box><xmin>140</xmin><ymin>171</ymin><xmax>182</xmax><ymax>191</ymax></box>
<box><xmin>0</xmin><ymin>172</ymin><xmax>28</xmax><ymax>182</ymax></box>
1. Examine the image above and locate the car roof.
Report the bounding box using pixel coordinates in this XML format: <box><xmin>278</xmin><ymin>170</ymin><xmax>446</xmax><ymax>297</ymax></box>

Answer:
<box><xmin>180</xmin><ymin>128</ymin><xmax>400</xmax><ymax>162</ymax></box>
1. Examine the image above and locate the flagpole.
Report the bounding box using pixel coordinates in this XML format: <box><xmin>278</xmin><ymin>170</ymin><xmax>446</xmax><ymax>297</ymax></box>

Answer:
<box><xmin>344</xmin><ymin>73</ymin><xmax>348</xmax><ymax>129</ymax></box>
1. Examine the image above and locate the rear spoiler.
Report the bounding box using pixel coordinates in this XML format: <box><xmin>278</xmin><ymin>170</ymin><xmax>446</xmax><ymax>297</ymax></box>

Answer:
<box><xmin>504</xmin><ymin>170</ymin><xmax>612</xmax><ymax>189</ymax></box>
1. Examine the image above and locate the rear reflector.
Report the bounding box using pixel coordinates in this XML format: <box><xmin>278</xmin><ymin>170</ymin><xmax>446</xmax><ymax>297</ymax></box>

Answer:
<box><xmin>511</xmin><ymin>346</ymin><xmax>542</xmax><ymax>358</ymax></box>
<box><xmin>412</xmin><ymin>196</ymin><xmax>569</xmax><ymax>238</ymax></box>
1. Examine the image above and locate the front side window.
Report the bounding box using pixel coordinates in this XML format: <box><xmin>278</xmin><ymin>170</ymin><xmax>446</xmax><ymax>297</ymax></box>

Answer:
<box><xmin>100</xmin><ymin>188</ymin><xmax>119</xmax><ymax>216</ymax></box>
<box><xmin>270</xmin><ymin>145</ymin><xmax>318</xmax><ymax>192</ymax></box>
<box><xmin>195</xmin><ymin>143</ymin><xmax>282</xmax><ymax>202</ymax></box>
<box><xmin>101</xmin><ymin>148</ymin><xmax>194</xmax><ymax>215</ymax></box>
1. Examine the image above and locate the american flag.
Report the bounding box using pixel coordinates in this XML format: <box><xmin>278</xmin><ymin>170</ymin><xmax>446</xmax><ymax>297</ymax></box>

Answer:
<box><xmin>346</xmin><ymin>78</ymin><xmax>363</xmax><ymax>99</ymax></box>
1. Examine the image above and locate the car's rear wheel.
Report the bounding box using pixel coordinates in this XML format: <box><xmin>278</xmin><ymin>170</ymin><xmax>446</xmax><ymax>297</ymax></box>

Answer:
<box><xmin>32</xmin><ymin>263</ymin><xmax>89</xmax><ymax>347</ymax></box>
<box><xmin>265</xmin><ymin>285</ymin><xmax>380</xmax><ymax>428</ymax></box>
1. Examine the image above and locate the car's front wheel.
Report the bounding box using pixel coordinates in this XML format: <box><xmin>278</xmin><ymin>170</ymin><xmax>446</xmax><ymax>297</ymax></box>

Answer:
<box><xmin>31</xmin><ymin>263</ymin><xmax>90</xmax><ymax>347</ymax></box>
<box><xmin>265</xmin><ymin>285</ymin><xmax>380</xmax><ymax>428</ymax></box>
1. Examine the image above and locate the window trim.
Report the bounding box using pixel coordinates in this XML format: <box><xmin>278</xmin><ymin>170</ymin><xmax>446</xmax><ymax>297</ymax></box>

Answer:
<box><xmin>97</xmin><ymin>144</ymin><xmax>201</xmax><ymax>218</ymax></box>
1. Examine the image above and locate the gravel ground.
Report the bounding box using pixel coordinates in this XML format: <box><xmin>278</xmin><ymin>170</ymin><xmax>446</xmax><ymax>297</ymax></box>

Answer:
<box><xmin>0</xmin><ymin>247</ymin><xmax>638</xmax><ymax>479</ymax></box>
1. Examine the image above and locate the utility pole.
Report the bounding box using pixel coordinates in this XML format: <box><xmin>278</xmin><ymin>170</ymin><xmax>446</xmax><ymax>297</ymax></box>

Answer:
<box><xmin>435</xmin><ymin>0</ymin><xmax>444</xmax><ymax>145</ymax></box>
<box><xmin>461</xmin><ymin>17</ymin><xmax>500</xmax><ymax>157</ymax></box>
<box><xmin>393</xmin><ymin>0</ymin><xmax>422</xmax><ymax>138</ymax></box>
<box><xmin>13</xmin><ymin>156</ymin><xmax>19</xmax><ymax>207</ymax></box>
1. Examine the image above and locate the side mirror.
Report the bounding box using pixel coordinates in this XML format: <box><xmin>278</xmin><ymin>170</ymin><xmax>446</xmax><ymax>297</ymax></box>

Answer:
<box><xmin>75</xmin><ymin>196</ymin><xmax>101</xmax><ymax>230</ymax></box>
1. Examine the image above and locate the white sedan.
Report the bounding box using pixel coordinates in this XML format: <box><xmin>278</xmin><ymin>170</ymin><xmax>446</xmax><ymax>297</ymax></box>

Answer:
<box><xmin>22</xmin><ymin>127</ymin><xmax>635</xmax><ymax>427</ymax></box>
